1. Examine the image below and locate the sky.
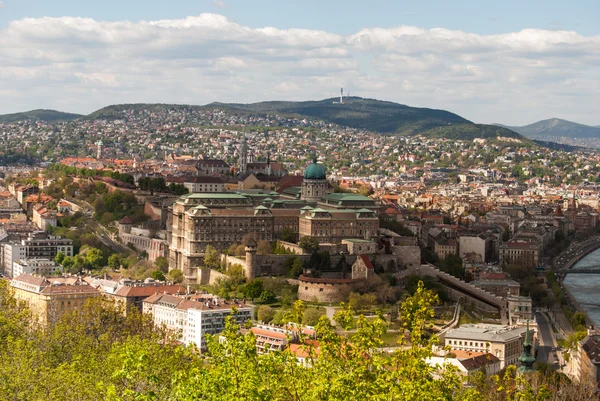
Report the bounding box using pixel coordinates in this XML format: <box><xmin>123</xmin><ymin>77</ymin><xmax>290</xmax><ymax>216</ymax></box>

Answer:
<box><xmin>0</xmin><ymin>0</ymin><xmax>599</xmax><ymax>125</ymax></box>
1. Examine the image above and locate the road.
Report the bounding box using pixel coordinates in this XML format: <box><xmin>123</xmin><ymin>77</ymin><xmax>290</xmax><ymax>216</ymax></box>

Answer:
<box><xmin>536</xmin><ymin>311</ymin><xmax>561</xmax><ymax>368</ymax></box>
<box><xmin>66</xmin><ymin>197</ymin><xmax>128</xmax><ymax>253</ymax></box>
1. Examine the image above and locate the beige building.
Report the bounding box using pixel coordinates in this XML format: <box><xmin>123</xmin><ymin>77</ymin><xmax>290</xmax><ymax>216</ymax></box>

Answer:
<box><xmin>10</xmin><ymin>274</ymin><xmax>101</xmax><ymax>326</ymax></box>
<box><xmin>499</xmin><ymin>240</ymin><xmax>541</xmax><ymax>268</ymax></box>
<box><xmin>298</xmin><ymin>208</ymin><xmax>379</xmax><ymax>244</ymax></box>
<box><xmin>444</xmin><ymin>324</ymin><xmax>535</xmax><ymax>369</ymax></box>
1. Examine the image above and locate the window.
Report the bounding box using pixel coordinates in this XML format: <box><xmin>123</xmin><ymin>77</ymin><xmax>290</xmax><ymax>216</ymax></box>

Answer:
<box><xmin>319</xmin><ymin>288</ymin><xmax>323</xmax><ymax>292</ymax></box>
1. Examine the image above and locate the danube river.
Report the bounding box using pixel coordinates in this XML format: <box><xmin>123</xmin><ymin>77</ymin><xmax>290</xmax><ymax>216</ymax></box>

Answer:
<box><xmin>563</xmin><ymin>247</ymin><xmax>600</xmax><ymax>327</ymax></box>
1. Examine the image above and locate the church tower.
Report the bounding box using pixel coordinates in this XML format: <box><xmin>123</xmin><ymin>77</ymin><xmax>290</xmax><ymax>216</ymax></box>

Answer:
<box><xmin>239</xmin><ymin>136</ymin><xmax>248</xmax><ymax>174</ymax></box>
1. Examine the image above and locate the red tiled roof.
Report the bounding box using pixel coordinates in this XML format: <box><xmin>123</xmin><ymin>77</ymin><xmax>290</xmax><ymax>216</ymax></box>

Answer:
<box><xmin>114</xmin><ymin>285</ymin><xmax>185</xmax><ymax>298</ymax></box>
<box><xmin>360</xmin><ymin>254</ymin><xmax>374</xmax><ymax>270</ymax></box>
<box><xmin>119</xmin><ymin>216</ymin><xmax>134</xmax><ymax>225</ymax></box>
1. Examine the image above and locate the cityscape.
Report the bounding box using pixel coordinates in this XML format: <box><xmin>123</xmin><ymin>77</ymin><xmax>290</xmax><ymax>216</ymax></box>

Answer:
<box><xmin>0</xmin><ymin>1</ymin><xmax>599</xmax><ymax>400</ymax></box>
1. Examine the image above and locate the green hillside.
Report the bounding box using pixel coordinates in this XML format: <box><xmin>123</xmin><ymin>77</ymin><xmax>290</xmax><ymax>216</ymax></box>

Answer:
<box><xmin>418</xmin><ymin>123</ymin><xmax>523</xmax><ymax>140</ymax></box>
<box><xmin>85</xmin><ymin>98</ymin><xmax>528</xmax><ymax>141</ymax></box>
<box><xmin>214</xmin><ymin>97</ymin><xmax>471</xmax><ymax>135</ymax></box>
<box><xmin>0</xmin><ymin>109</ymin><xmax>82</xmax><ymax>123</ymax></box>
<box><xmin>86</xmin><ymin>103</ymin><xmax>199</xmax><ymax>120</ymax></box>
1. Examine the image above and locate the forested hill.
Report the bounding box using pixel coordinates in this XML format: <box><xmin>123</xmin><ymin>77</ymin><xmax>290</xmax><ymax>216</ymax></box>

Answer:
<box><xmin>211</xmin><ymin>97</ymin><xmax>471</xmax><ymax>135</ymax></box>
<box><xmin>0</xmin><ymin>109</ymin><xmax>83</xmax><ymax>123</ymax></box>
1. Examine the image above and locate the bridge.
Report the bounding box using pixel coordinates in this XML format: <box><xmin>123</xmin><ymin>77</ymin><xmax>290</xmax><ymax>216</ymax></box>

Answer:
<box><xmin>398</xmin><ymin>264</ymin><xmax>509</xmax><ymax>325</ymax></box>
<box><xmin>557</xmin><ymin>265</ymin><xmax>600</xmax><ymax>275</ymax></box>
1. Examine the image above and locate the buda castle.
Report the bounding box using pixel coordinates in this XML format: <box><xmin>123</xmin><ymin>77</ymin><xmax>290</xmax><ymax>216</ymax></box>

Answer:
<box><xmin>168</xmin><ymin>157</ymin><xmax>380</xmax><ymax>281</ymax></box>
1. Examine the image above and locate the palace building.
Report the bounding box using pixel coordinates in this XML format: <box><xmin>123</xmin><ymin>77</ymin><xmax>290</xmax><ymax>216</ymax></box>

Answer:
<box><xmin>168</xmin><ymin>157</ymin><xmax>381</xmax><ymax>282</ymax></box>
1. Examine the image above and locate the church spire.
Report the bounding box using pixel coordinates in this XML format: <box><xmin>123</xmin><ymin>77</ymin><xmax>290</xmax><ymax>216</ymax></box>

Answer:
<box><xmin>518</xmin><ymin>320</ymin><xmax>536</xmax><ymax>373</ymax></box>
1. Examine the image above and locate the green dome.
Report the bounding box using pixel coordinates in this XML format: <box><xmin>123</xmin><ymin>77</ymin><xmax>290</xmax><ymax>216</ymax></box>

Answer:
<box><xmin>304</xmin><ymin>158</ymin><xmax>326</xmax><ymax>180</ymax></box>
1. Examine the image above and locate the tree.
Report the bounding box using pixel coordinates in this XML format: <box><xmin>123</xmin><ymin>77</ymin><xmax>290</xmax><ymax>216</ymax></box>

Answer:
<box><xmin>298</xmin><ymin>236</ymin><xmax>320</xmax><ymax>253</ymax></box>
<box><xmin>257</xmin><ymin>305</ymin><xmax>275</xmax><ymax>323</ymax></box>
<box><xmin>243</xmin><ymin>280</ymin><xmax>263</xmax><ymax>301</ymax></box>
<box><xmin>84</xmin><ymin>247</ymin><xmax>103</xmax><ymax>269</ymax></box>
<box><xmin>257</xmin><ymin>240</ymin><xmax>272</xmax><ymax>256</ymax></box>
<box><xmin>149</xmin><ymin>270</ymin><xmax>164</xmax><ymax>281</ymax></box>
<box><xmin>203</xmin><ymin>245</ymin><xmax>221</xmax><ymax>269</ymax></box>
<box><xmin>108</xmin><ymin>254</ymin><xmax>120</xmax><ymax>269</ymax></box>
<box><xmin>302</xmin><ymin>308</ymin><xmax>325</xmax><ymax>326</ymax></box>
<box><xmin>259</xmin><ymin>290</ymin><xmax>276</xmax><ymax>304</ymax></box>
<box><xmin>348</xmin><ymin>292</ymin><xmax>376</xmax><ymax>312</ymax></box>
<box><xmin>54</xmin><ymin>251</ymin><xmax>66</xmax><ymax>265</ymax></box>
<box><xmin>289</xmin><ymin>257</ymin><xmax>304</xmax><ymax>278</ymax></box>
<box><xmin>154</xmin><ymin>256</ymin><xmax>168</xmax><ymax>272</ymax></box>
<box><xmin>400</xmin><ymin>280</ymin><xmax>439</xmax><ymax>345</ymax></box>
<box><xmin>168</xmin><ymin>269</ymin><xmax>184</xmax><ymax>283</ymax></box>
<box><xmin>333</xmin><ymin>302</ymin><xmax>354</xmax><ymax>332</ymax></box>
<box><xmin>280</xmin><ymin>227</ymin><xmax>296</xmax><ymax>243</ymax></box>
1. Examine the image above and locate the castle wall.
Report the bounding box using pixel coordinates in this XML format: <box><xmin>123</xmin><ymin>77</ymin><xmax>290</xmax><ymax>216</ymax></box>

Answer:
<box><xmin>298</xmin><ymin>280</ymin><xmax>352</xmax><ymax>303</ymax></box>
<box><xmin>392</xmin><ymin>245</ymin><xmax>421</xmax><ymax>268</ymax></box>
<box><xmin>197</xmin><ymin>268</ymin><xmax>228</xmax><ymax>286</ymax></box>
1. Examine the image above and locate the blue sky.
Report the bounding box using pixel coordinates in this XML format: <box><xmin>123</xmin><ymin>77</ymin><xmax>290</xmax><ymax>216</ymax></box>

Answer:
<box><xmin>1</xmin><ymin>0</ymin><xmax>598</xmax><ymax>35</ymax></box>
<box><xmin>0</xmin><ymin>0</ymin><xmax>599</xmax><ymax>125</ymax></box>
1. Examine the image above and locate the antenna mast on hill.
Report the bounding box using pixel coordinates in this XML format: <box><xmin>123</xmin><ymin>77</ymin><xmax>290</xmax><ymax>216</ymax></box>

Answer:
<box><xmin>340</xmin><ymin>88</ymin><xmax>344</xmax><ymax>104</ymax></box>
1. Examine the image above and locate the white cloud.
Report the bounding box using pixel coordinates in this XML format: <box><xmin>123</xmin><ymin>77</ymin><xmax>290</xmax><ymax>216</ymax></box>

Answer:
<box><xmin>212</xmin><ymin>0</ymin><xmax>226</xmax><ymax>8</ymax></box>
<box><xmin>0</xmin><ymin>13</ymin><xmax>599</xmax><ymax>125</ymax></box>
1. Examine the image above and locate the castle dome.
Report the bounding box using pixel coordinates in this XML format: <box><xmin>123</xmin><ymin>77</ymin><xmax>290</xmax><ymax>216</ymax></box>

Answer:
<box><xmin>304</xmin><ymin>157</ymin><xmax>326</xmax><ymax>180</ymax></box>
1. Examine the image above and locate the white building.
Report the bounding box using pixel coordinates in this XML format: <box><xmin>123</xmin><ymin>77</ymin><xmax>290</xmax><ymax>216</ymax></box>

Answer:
<box><xmin>444</xmin><ymin>324</ymin><xmax>535</xmax><ymax>369</ymax></box>
<box><xmin>143</xmin><ymin>293</ymin><xmax>253</xmax><ymax>350</ymax></box>
<box><xmin>12</xmin><ymin>258</ymin><xmax>60</xmax><ymax>276</ymax></box>
<box><xmin>1</xmin><ymin>232</ymin><xmax>73</xmax><ymax>277</ymax></box>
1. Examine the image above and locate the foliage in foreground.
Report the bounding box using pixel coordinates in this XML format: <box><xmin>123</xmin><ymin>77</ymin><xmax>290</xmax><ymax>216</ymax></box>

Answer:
<box><xmin>0</xmin><ymin>280</ymin><xmax>596</xmax><ymax>400</ymax></box>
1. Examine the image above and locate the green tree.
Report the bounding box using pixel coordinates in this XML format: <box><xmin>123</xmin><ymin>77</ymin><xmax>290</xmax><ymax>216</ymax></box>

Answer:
<box><xmin>243</xmin><ymin>280</ymin><xmax>263</xmax><ymax>301</ymax></box>
<box><xmin>168</xmin><ymin>269</ymin><xmax>184</xmax><ymax>284</ymax></box>
<box><xmin>203</xmin><ymin>245</ymin><xmax>221</xmax><ymax>269</ymax></box>
<box><xmin>257</xmin><ymin>305</ymin><xmax>275</xmax><ymax>323</ymax></box>
<box><xmin>280</xmin><ymin>227</ymin><xmax>297</xmax><ymax>243</ymax></box>
<box><xmin>259</xmin><ymin>290</ymin><xmax>276</xmax><ymax>304</ymax></box>
<box><xmin>84</xmin><ymin>247</ymin><xmax>103</xmax><ymax>269</ymax></box>
<box><xmin>54</xmin><ymin>251</ymin><xmax>66</xmax><ymax>265</ymax></box>
<box><xmin>298</xmin><ymin>236</ymin><xmax>320</xmax><ymax>253</ymax></box>
<box><xmin>151</xmin><ymin>270</ymin><xmax>166</xmax><ymax>281</ymax></box>
<box><xmin>108</xmin><ymin>254</ymin><xmax>120</xmax><ymax>269</ymax></box>
<box><xmin>302</xmin><ymin>308</ymin><xmax>325</xmax><ymax>326</ymax></box>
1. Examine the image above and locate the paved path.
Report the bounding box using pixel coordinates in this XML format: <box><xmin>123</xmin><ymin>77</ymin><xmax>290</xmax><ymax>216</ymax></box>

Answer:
<box><xmin>325</xmin><ymin>306</ymin><xmax>336</xmax><ymax>326</ymax></box>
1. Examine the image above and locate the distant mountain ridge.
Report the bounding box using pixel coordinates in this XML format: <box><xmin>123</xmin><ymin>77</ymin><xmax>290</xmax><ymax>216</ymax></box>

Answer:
<box><xmin>495</xmin><ymin>118</ymin><xmax>600</xmax><ymax>139</ymax></box>
<box><xmin>0</xmin><ymin>109</ymin><xmax>82</xmax><ymax>123</ymax></box>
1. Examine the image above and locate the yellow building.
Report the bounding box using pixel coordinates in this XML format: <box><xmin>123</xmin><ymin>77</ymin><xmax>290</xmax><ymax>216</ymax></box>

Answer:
<box><xmin>10</xmin><ymin>274</ymin><xmax>101</xmax><ymax>326</ymax></box>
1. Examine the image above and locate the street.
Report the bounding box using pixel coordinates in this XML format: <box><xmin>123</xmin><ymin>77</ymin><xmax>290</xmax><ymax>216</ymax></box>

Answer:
<box><xmin>535</xmin><ymin>311</ymin><xmax>561</xmax><ymax>368</ymax></box>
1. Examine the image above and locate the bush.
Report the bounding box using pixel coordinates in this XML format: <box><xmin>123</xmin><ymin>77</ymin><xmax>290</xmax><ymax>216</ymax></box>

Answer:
<box><xmin>257</xmin><ymin>305</ymin><xmax>275</xmax><ymax>323</ymax></box>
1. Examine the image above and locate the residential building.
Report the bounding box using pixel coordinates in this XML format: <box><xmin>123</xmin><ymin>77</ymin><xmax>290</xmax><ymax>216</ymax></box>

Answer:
<box><xmin>1</xmin><ymin>232</ymin><xmax>73</xmax><ymax>277</ymax></box>
<box><xmin>12</xmin><ymin>258</ymin><xmax>60</xmax><ymax>276</ymax></box>
<box><xmin>499</xmin><ymin>239</ymin><xmax>541</xmax><ymax>269</ymax></box>
<box><xmin>142</xmin><ymin>293</ymin><xmax>253</xmax><ymax>350</ymax></box>
<box><xmin>10</xmin><ymin>274</ymin><xmax>100</xmax><ymax>325</ymax></box>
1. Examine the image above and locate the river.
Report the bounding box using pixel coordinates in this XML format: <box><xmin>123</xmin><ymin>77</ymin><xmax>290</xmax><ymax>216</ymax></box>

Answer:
<box><xmin>563</xmin><ymin>247</ymin><xmax>600</xmax><ymax>327</ymax></box>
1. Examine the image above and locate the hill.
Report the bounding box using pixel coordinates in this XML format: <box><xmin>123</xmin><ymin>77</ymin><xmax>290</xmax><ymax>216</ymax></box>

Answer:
<box><xmin>0</xmin><ymin>109</ymin><xmax>82</xmax><ymax>123</ymax></box>
<box><xmin>418</xmin><ymin>123</ymin><xmax>522</xmax><ymax>140</ymax></box>
<box><xmin>81</xmin><ymin>98</ymin><xmax>528</xmax><ymax>141</ymax></box>
<box><xmin>495</xmin><ymin>118</ymin><xmax>600</xmax><ymax>139</ymax></box>
<box><xmin>211</xmin><ymin>97</ymin><xmax>471</xmax><ymax>135</ymax></box>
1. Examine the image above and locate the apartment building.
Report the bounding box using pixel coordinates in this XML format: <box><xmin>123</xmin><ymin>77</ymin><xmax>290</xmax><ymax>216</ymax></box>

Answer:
<box><xmin>142</xmin><ymin>293</ymin><xmax>253</xmax><ymax>350</ymax></box>
<box><xmin>10</xmin><ymin>274</ymin><xmax>100</xmax><ymax>325</ymax></box>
